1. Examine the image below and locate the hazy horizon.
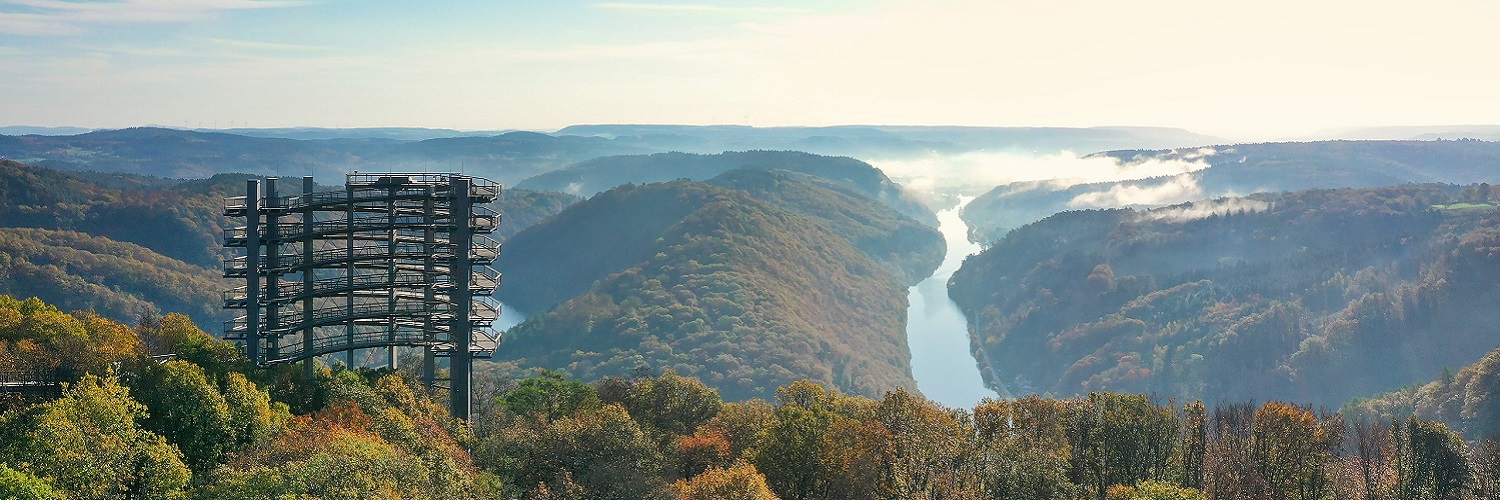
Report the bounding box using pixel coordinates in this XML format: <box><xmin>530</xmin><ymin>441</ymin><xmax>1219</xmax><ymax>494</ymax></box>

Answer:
<box><xmin>9</xmin><ymin>121</ymin><xmax>1500</xmax><ymax>143</ymax></box>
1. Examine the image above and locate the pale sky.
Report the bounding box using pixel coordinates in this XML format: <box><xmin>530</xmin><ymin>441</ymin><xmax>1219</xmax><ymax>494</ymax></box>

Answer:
<box><xmin>3</xmin><ymin>0</ymin><xmax>1500</xmax><ymax>140</ymax></box>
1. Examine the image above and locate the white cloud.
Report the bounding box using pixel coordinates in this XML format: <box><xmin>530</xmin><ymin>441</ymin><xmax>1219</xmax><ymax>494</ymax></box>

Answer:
<box><xmin>1181</xmin><ymin>147</ymin><xmax>1218</xmax><ymax>161</ymax></box>
<box><xmin>0</xmin><ymin>0</ymin><xmax>306</xmax><ymax>35</ymax></box>
<box><xmin>870</xmin><ymin>149</ymin><xmax>1212</xmax><ymax>194</ymax></box>
<box><xmin>1145</xmin><ymin>198</ymin><xmax>1271</xmax><ymax>222</ymax></box>
<box><xmin>1067</xmin><ymin>174</ymin><xmax>1203</xmax><ymax>208</ymax></box>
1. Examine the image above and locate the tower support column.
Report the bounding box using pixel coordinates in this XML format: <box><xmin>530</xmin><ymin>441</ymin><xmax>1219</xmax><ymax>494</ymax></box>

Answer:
<box><xmin>450</xmin><ymin>177</ymin><xmax>474</xmax><ymax>421</ymax></box>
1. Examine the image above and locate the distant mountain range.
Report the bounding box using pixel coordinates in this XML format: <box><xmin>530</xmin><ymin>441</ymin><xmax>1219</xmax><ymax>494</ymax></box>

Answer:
<box><xmin>0</xmin><ymin>124</ymin><xmax>1226</xmax><ymax>188</ymax></box>
<box><xmin>196</xmin><ymin>127</ymin><xmax>510</xmax><ymax>141</ymax></box>
<box><xmin>555</xmin><ymin>124</ymin><xmax>1224</xmax><ymax>157</ymax></box>
<box><xmin>0</xmin><ymin>127</ymin><xmax>644</xmax><ymax>185</ymax></box>
<box><xmin>0</xmin><ymin>126</ymin><xmax>94</xmax><ymax>136</ymax></box>
<box><xmin>1309</xmin><ymin>125</ymin><xmax>1500</xmax><ymax>141</ymax></box>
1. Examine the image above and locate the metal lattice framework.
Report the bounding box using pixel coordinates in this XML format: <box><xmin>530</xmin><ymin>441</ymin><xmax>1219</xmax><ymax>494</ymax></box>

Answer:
<box><xmin>223</xmin><ymin>173</ymin><xmax>501</xmax><ymax>419</ymax></box>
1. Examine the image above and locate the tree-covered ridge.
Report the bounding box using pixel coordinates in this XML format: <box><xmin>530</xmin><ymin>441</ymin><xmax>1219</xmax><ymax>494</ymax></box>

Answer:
<box><xmin>963</xmin><ymin>140</ymin><xmax>1500</xmax><ymax>244</ymax></box>
<box><xmin>495</xmin><ymin>181</ymin><xmax>732</xmax><ymax>313</ymax></box>
<box><xmin>493</xmin><ymin>179</ymin><xmax>917</xmax><ymax>401</ymax></box>
<box><xmin>0</xmin><ymin>228</ymin><xmax>224</xmax><ymax>328</ymax></box>
<box><xmin>0</xmin><ymin>159</ymin><xmax>242</xmax><ymax>268</ymax></box>
<box><xmin>496</xmin><ymin>170</ymin><xmax>942</xmax><ymax>312</ymax></box>
<box><xmin>705</xmin><ymin>168</ymin><xmax>943</xmax><ymax>285</ymax></box>
<box><xmin>515</xmin><ymin>150</ymin><xmax>938</xmax><ymax>226</ymax></box>
<box><xmin>950</xmin><ymin>184</ymin><xmax>1500</xmax><ymax>407</ymax></box>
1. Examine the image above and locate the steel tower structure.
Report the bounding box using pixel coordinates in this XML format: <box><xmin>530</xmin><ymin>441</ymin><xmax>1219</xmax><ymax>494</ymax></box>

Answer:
<box><xmin>223</xmin><ymin>173</ymin><xmax>501</xmax><ymax>420</ymax></box>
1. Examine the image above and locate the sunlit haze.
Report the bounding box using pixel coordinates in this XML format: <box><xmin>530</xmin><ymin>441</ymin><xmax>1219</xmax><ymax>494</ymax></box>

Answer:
<box><xmin>4</xmin><ymin>0</ymin><xmax>1499</xmax><ymax>140</ymax></box>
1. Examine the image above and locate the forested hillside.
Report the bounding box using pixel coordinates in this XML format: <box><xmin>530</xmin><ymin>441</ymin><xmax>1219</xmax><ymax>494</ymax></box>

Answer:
<box><xmin>951</xmin><ymin>184</ymin><xmax>1500</xmax><ymax>407</ymax></box>
<box><xmin>0</xmin><ymin>228</ymin><xmax>223</xmax><ymax>327</ymax></box>
<box><xmin>491</xmin><ymin>188</ymin><xmax>580</xmax><ymax>242</ymax></box>
<box><xmin>493</xmin><ymin>177</ymin><xmax>937</xmax><ymax>400</ymax></box>
<box><xmin>1350</xmin><ymin>345</ymin><xmax>1500</xmax><ymax>441</ymax></box>
<box><xmin>515</xmin><ymin>150</ymin><xmax>938</xmax><ymax>226</ymax></box>
<box><xmin>964</xmin><ymin>140</ymin><xmax>1500</xmax><ymax>244</ymax></box>
<box><xmin>0</xmin><ymin>160</ymin><xmax>237</xmax><ymax>326</ymax></box>
<box><xmin>705</xmin><ymin>168</ymin><xmax>943</xmax><ymax>285</ymax></box>
<box><xmin>0</xmin><ymin>159</ymin><xmax>574</xmax><ymax>330</ymax></box>
<box><xmin>0</xmin><ymin>159</ymin><xmax>242</xmax><ymax>268</ymax></box>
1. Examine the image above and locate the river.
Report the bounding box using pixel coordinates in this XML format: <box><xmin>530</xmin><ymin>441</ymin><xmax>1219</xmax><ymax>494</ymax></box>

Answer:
<box><xmin>493</xmin><ymin>200</ymin><xmax>999</xmax><ymax>408</ymax></box>
<box><xmin>905</xmin><ymin>197</ymin><xmax>1000</xmax><ymax>409</ymax></box>
<box><xmin>495</xmin><ymin>302</ymin><xmax>526</xmax><ymax>332</ymax></box>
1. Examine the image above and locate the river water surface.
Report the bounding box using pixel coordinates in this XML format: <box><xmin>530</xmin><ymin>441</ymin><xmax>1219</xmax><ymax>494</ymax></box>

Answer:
<box><xmin>906</xmin><ymin>198</ymin><xmax>998</xmax><ymax>409</ymax></box>
<box><xmin>495</xmin><ymin>303</ymin><xmax>526</xmax><ymax>332</ymax></box>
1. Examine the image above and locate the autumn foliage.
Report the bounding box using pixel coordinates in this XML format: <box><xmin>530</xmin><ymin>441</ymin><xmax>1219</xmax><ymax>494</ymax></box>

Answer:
<box><xmin>1</xmin><ymin>294</ymin><xmax>1497</xmax><ymax>499</ymax></box>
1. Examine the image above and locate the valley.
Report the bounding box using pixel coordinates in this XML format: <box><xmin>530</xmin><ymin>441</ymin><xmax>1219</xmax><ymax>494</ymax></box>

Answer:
<box><xmin>6</xmin><ymin>129</ymin><xmax>1500</xmax><ymax>408</ymax></box>
<box><xmin>12</xmin><ymin>2</ymin><xmax>1500</xmax><ymax>496</ymax></box>
<box><xmin>4</xmin><ymin>126</ymin><xmax>1500</xmax><ymax>498</ymax></box>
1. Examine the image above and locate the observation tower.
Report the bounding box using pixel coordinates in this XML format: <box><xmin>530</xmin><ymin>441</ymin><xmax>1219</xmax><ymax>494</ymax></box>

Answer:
<box><xmin>224</xmin><ymin>173</ymin><xmax>501</xmax><ymax>420</ymax></box>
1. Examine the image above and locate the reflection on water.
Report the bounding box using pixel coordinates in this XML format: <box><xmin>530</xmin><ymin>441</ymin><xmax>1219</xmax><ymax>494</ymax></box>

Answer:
<box><xmin>906</xmin><ymin>197</ymin><xmax>1000</xmax><ymax>409</ymax></box>
<box><xmin>495</xmin><ymin>301</ymin><xmax>526</xmax><ymax>332</ymax></box>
